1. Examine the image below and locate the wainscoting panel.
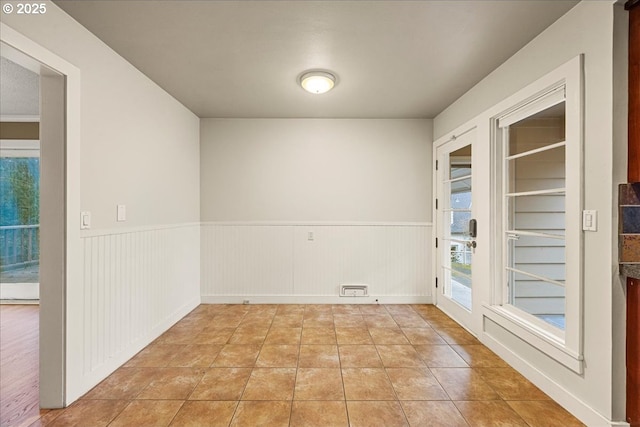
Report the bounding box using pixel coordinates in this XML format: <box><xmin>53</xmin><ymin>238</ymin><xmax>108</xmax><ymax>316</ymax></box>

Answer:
<box><xmin>75</xmin><ymin>223</ymin><xmax>200</xmax><ymax>391</ymax></box>
<box><xmin>201</xmin><ymin>223</ymin><xmax>432</xmax><ymax>304</ymax></box>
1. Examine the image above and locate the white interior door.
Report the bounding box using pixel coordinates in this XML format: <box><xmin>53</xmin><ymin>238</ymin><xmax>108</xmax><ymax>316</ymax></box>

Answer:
<box><xmin>435</xmin><ymin>130</ymin><xmax>478</xmax><ymax>332</ymax></box>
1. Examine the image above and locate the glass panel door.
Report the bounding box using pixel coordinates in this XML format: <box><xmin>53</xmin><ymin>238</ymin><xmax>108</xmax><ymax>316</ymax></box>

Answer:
<box><xmin>435</xmin><ymin>130</ymin><xmax>477</xmax><ymax>331</ymax></box>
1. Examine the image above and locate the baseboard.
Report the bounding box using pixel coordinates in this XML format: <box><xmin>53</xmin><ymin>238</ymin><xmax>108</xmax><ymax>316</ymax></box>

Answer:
<box><xmin>481</xmin><ymin>333</ymin><xmax>629</xmax><ymax>427</ymax></box>
<box><xmin>0</xmin><ymin>282</ymin><xmax>39</xmax><ymax>300</ymax></box>
<box><xmin>200</xmin><ymin>295</ymin><xmax>432</xmax><ymax>305</ymax></box>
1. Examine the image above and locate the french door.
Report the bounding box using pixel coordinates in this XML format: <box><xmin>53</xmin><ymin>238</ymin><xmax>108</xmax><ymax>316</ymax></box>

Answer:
<box><xmin>435</xmin><ymin>129</ymin><xmax>479</xmax><ymax>332</ymax></box>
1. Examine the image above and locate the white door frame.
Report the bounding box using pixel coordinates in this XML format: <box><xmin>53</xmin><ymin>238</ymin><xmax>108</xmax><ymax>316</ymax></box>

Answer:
<box><xmin>1</xmin><ymin>23</ymin><xmax>81</xmax><ymax>407</ymax></box>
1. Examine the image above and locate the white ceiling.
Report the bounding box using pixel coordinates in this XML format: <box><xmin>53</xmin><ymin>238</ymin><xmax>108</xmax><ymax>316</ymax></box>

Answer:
<box><xmin>53</xmin><ymin>0</ymin><xmax>578</xmax><ymax>119</ymax></box>
<box><xmin>0</xmin><ymin>56</ymin><xmax>39</xmax><ymax>117</ymax></box>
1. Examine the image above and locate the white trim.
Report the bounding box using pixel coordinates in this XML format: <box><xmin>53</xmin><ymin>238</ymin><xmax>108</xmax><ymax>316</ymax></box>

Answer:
<box><xmin>1</xmin><ymin>21</ymin><xmax>82</xmax><ymax>407</ymax></box>
<box><xmin>481</xmin><ymin>331</ymin><xmax>627</xmax><ymax>427</ymax></box>
<box><xmin>0</xmin><ymin>282</ymin><xmax>39</xmax><ymax>300</ymax></box>
<box><xmin>202</xmin><ymin>295</ymin><xmax>432</xmax><ymax>305</ymax></box>
<box><xmin>492</xmin><ymin>55</ymin><xmax>583</xmax><ymax>367</ymax></box>
<box><xmin>497</xmin><ymin>85</ymin><xmax>565</xmax><ymax>128</ymax></box>
<box><xmin>200</xmin><ymin>221</ymin><xmax>432</xmax><ymax>227</ymax></box>
<box><xmin>0</xmin><ymin>115</ymin><xmax>39</xmax><ymax>122</ymax></box>
<box><xmin>482</xmin><ymin>304</ymin><xmax>583</xmax><ymax>372</ymax></box>
<box><xmin>80</xmin><ymin>221</ymin><xmax>201</xmax><ymax>238</ymax></box>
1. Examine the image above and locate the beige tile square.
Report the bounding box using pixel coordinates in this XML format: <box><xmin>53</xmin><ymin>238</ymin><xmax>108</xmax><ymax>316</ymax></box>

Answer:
<box><xmin>476</xmin><ymin>368</ymin><xmax>549</xmax><ymax>400</ymax></box>
<box><xmin>335</xmin><ymin>327</ymin><xmax>373</xmax><ymax>345</ymax></box>
<box><xmin>364</xmin><ymin>314</ymin><xmax>398</xmax><ymax>328</ymax></box>
<box><xmin>156</xmin><ymin>326</ymin><xmax>202</xmax><ymax>345</ymax></box>
<box><xmin>451</xmin><ymin>345</ymin><xmax>509</xmax><ymax>368</ymax></box>
<box><xmin>386</xmin><ymin>367</ymin><xmax>449</xmax><ymax>400</ymax></box>
<box><xmin>264</xmin><ymin>327</ymin><xmax>302</xmax><ymax>345</ymax></box>
<box><xmin>277</xmin><ymin>305</ymin><xmax>306</xmax><ymax>315</ymax></box>
<box><xmin>137</xmin><ymin>367</ymin><xmax>205</xmax><ymax>400</ymax></box>
<box><xmin>433</xmin><ymin>327</ymin><xmax>480</xmax><ymax>345</ymax></box>
<box><xmin>346</xmin><ymin>401</ymin><xmax>408</xmax><ymax>427</ymax></box>
<box><xmin>255</xmin><ymin>345</ymin><xmax>299</xmax><ymax>367</ymax></box>
<box><xmin>332</xmin><ymin>304</ymin><xmax>362</xmax><ymax>315</ymax></box>
<box><xmin>298</xmin><ymin>345</ymin><xmax>340</xmax><ymax>367</ymax></box>
<box><xmin>47</xmin><ymin>399</ymin><xmax>128</xmax><ymax>427</ymax></box>
<box><xmin>391</xmin><ymin>315</ymin><xmax>429</xmax><ymax>328</ymax></box>
<box><xmin>170</xmin><ymin>401</ymin><xmax>238</xmax><ymax>427</ymax></box>
<box><xmin>341</xmin><ymin>368</ymin><xmax>396</xmax><ymax>400</ymax></box>
<box><xmin>359</xmin><ymin>305</ymin><xmax>389</xmax><ymax>315</ymax></box>
<box><xmin>271</xmin><ymin>314</ymin><xmax>304</xmax><ymax>328</ymax></box>
<box><xmin>240</xmin><ymin>313</ymin><xmax>275</xmax><ymax>328</ymax></box>
<box><xmin>401</xmin><ymin>401</ymin><xmax>469</xmax><ymax>427</ymax></box>
<box><xmin>413</xmin><ymin>345</ymin><xmax>468</xmax><ymax>367</ymax></box>
<box><xmin>304</xmin><ymin>305</ymin><xmax>333</xmax><ymax>315</ymax></box>
<box><xmin>430</xmin><ymin>368</ymin><xmax>500</xmax><ymax>400</ymax></box>
<box><xmin>401</xmin><ymin>328</ymin><xmax>446</xmax><ymax>345</ymax></box>
<box><xmin>228</xmin><ymin>327</ymin><xmax>269</xmax><ymax>344</ymax></box>
<box><xmin>211</xmin><ymin>315</ymin><xmax>244</xmax><ymax>328</ymax></box>
<box><xmin>301</xmin><ymin>327</ymin><xmax>337</xmax><ymax>344</ymax></box>
<box><xmin>242</xmin><ymin>368</ymin><xmax>297</xmax><ymax>400</ymax></box>
<box><xmin>212</xmin><ymin>344</ymin><xmax>261</xmax><ymax>367</ymax></box>
<box><xmin>125</xmin><ymin>344</ymin><xmax>178</xmax><ymax>367</ymax></box>
<box><xmin>230</xmin><ymin>401</ymin><xmax>291</xmax><ymax>427</ymax></box>
<box><xmin>426</xmin><ymin>315</ymin><xmax>466</xmax><ymax>329</ymax></box>
<box><xmin>333</xmin><ymin>314</ymin><xmax>366</xmax><ymax>328</ymax></box>
<box><xmin>376</xmin><ymin>345</ymin><xmax>425</xmax><ymax>368</ymax></box>
<box><xmin>109</xmin><ymin>400</ymin><xmax>183</xmax><ymax>427</ymax></box>
<box><xmin>303</xmin><ymin>314</ymin><xmax>335</xmax><ymax>328</ymax></box>
<box><xmin>454</xmin><ymin>400</ymin><xmax>528</xmax><ymax>427</ymax></box>
<box><xmin>83</xmin><ymin>367</ymin><xmax>158</xmax><ymax>400</ymax></box>
<box><xmin>338</xmin><ymin>345</ymin><xmax>383</xmax><ymax>367</ymax></box>
<box><xmin>507</xmin><ymin>400</ymin><xmax>585</xmax><ymax>427</ymax></box>
<box><xmin>294</xmin><ymin>368</ymin><xmax>344</xmax><ymax>400</ymax></box>
<box><xmin>193</xmin><ymin>328</ymin><xmax>236</xmax><ymax>344</ymax></box>
<box><xmin>167</xmin><ymin>344</ymin><xmax>222</xmax><ymax>367</ymax></box>
<box><xmin>290</xmin><ymin>401</ymin><xmax>348</xmax><ymax>427</ymax></box>
<box><xmin>369</xmin><ymin>328</ymin><xmax>410</xmax><ymax>345</ymax></box>
<box><xmin>189</xmin><ymin>368</ymin><xmax>252</xmax><ymax>400</ymax></box>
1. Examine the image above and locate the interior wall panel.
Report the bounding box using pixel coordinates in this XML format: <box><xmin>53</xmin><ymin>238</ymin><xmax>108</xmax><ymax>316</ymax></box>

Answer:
<box><xmin>78</xmin><ymin>224</ymin><xmax>200</xmax><ymax>388</ymax></box>
<box><xmin>201</xmin><ymin>223</ymin><xmax>431</xmax><ymax>303</ymax></box>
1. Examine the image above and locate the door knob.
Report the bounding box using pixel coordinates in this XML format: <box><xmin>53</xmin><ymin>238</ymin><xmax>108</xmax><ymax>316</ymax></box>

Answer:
<box><xmin>466</xmin><ymin>241</ymin><xmax>477</xmax><ymax>249</ymax></box>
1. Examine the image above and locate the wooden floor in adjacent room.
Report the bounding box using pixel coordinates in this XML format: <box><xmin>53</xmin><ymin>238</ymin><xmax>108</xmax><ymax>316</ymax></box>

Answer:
<box><xmin>1</xmin><ymin>303</ymin><xmax>585</xmax><ymax>426</ymax></box>
<box><xmin>0</xmin><ymin>304</ymin><xmax>50</xmax><ymax>427</ymax></box>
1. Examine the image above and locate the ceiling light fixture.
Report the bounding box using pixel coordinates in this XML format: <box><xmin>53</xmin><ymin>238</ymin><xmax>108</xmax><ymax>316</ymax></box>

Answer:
<box><xmin>299</xmin><ymin>70</ymin><xmax>336</xmax><ymax>94</ymax></box>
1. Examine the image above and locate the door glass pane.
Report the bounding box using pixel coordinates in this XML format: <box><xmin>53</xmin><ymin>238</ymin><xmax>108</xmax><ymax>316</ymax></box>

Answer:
<box><xmin>505</xmin><ymin>101</ymin><xmax>566</xmax><ymax>330</ymax></box>
<box><xmin>442</xmin><ymin>145</ymin><xmax>472</xmax><ymax>311</ymax></box>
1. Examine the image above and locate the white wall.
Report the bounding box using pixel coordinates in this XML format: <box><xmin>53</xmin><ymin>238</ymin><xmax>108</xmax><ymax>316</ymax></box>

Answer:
<box><xmin>2</xmin><ymin>4</ymin><xmax>201</xmax><ymax>404</ymax></box>
<box><xmin>3</xmin><ymin>6</ymin><xmax>200</xmax><ymax>230</ymax></box>
<box><xmin>434</xmin><ymin>1</ymin><xmax>626</xmax><ymax>424</ymax></box>
<box><xmin>200</xmin><ymin>119</ymin><xmax>432</xmax><ymax>222</ymax></box>
<box><xmin>200</xmin><ymin>119</ymin><xmax>433</xmax><ymax>303</ymax></box>
<box><xmin>201</xmin><ymin>223</ymin><xmax>431</xmax><ymax>304</ymax></box>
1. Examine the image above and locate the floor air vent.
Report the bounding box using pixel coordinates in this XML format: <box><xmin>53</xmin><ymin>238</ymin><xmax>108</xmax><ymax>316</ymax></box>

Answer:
<box><xmin>340</xmin><ymin>284</ymin><xmax>368</xmax><ymax>297</ymax></box>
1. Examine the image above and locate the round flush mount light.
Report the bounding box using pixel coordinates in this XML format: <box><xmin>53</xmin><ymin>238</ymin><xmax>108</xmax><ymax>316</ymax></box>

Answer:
<box><xmin>299</xmin><ymin>70</ymin><xmax>337</xmax><ymax>94</ymax></box>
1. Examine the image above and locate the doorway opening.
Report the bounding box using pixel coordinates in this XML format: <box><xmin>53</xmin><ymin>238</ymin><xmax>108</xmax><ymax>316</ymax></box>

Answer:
<box><xmin>0</xmin><ymin>35</ymin><xmax>69</xmax><ymax>423</ymax></box>
<box><xmin>1</xmin><ymin>55</ymin><xmax>41</xmax><ymax>303</ymax></box>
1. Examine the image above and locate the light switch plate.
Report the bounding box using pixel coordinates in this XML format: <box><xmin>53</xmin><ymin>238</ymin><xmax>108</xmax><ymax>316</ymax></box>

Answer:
<box><xmin>582</xmin><ymin>210</ymin><xmax>597</xmax><ymax>231</ymax></box>
<box><xmin>117</xmin><ymin>205</ymin><xmax>126</xmax><ymax>222</ymax></box>
<box><xmin>80</xmin><ymin>211</ymin><xmax>91</xmax><ymax>229</ymax></box>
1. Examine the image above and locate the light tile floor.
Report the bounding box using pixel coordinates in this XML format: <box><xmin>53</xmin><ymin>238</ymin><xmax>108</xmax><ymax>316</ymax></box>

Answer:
<box><xmin>33</xmin><ymin>304</ymin><xmax>585</xmax><ymax>426</ymax></box>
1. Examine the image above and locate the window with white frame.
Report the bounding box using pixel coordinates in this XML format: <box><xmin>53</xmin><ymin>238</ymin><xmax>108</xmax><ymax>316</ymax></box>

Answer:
<box><xmin>490</xmin><ymin>56</ymin><xmax>583</xmax><ymax>372</ymax></box>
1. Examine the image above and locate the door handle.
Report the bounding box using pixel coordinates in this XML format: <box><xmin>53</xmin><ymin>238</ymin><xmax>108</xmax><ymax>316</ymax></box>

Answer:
<box><xmin>466</xmin><ymin>241</ymin><xmax>477</xmax><ymax>249</ymax></box>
